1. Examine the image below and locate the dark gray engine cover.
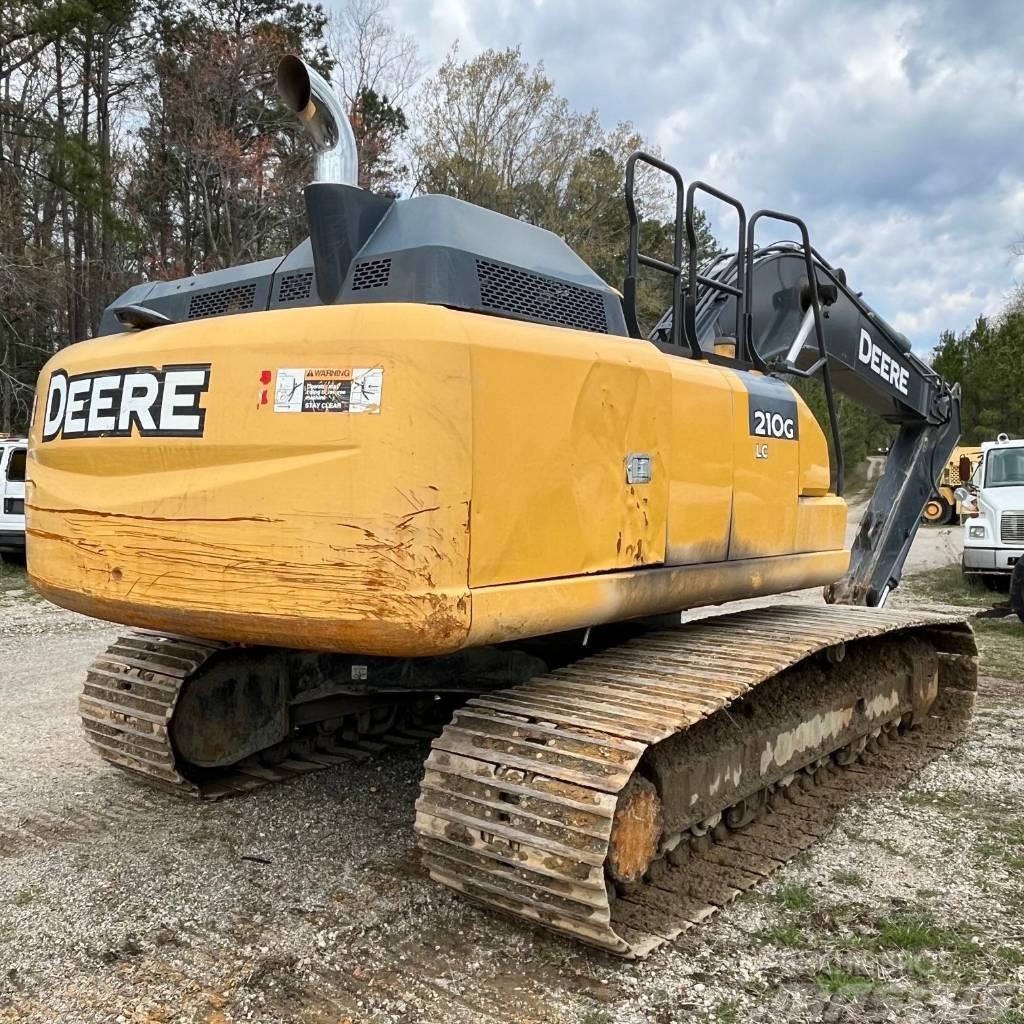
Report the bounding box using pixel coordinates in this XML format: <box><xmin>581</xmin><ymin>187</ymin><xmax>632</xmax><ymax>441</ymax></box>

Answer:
<box><xmin>98</xmin><ymin>186</ymin><xmax>626</xmax><ymax>338</ymax></box>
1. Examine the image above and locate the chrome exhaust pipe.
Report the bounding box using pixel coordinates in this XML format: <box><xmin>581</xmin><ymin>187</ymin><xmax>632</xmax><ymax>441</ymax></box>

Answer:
<box><xmin>276</xmin><ymin>54</ymin><xmax>358</xmax><ymax>186</ymax></box>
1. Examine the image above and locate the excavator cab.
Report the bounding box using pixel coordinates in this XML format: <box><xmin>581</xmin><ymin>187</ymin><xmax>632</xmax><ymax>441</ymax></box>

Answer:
<box><xmin>622</xmin><ymin>154</ymin><xmax>846</xmax><ymax>492</ymax></box>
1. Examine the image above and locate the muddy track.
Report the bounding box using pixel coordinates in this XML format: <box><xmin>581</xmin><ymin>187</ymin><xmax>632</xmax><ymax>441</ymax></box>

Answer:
<box><xmin>78</xmin><ymin>632</ymin><xmax>446</xmax><ymax>799</ymax></box>
<box><xmin>602</xmin><ymin>701</ymin><xmax>970</xmax><ymax>952</ymax></box>
<box><xmin>415</xmin><ymin>604</ymin><xmax>977</xmax><ymax>956</ymax></box>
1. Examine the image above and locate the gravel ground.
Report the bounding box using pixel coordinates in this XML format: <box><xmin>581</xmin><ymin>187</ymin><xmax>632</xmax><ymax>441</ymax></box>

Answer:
<box><xmin>1</xmin><ymin>525</ymin><xmax>1022</xmax><ymax>1024</ymax></box>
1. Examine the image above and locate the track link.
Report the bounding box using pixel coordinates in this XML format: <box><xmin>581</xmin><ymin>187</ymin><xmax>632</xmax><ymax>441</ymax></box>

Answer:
<box><xmin>79</xmin><ymin>633</ymin><xmax>438</xmax><ymax>799</ymax></box>
<box><xmin>414</xmin><ymin>604</ymin><xmax>977</xmax><ymax>956</ymax></box>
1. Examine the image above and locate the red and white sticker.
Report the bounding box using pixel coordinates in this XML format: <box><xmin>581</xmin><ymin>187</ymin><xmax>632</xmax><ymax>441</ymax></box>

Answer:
<box><xmin>273</xmin><ymin>368</ymin><xmax>383</xmax><ymax>414</ymax></box>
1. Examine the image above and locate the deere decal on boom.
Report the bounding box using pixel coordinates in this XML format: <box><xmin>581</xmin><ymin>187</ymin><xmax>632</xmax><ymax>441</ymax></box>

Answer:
<box><xmin>25</xmin><ymin>56</ymin><xmax>975</xmax><ymax>955</ymax></box>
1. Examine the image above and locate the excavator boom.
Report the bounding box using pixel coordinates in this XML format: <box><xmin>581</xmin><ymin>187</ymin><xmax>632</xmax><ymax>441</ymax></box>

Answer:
<box><xmin>718</xmin><ymin>244</ymin><xmax>961</xmax><ymax>606</ymax></box>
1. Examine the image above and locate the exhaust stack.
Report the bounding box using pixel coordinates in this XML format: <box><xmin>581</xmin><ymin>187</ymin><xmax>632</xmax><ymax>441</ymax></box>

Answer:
<box><xmin>277</xmin><ymin>54</ymin><xmax>358</xmax><ymax>186</ymax></box>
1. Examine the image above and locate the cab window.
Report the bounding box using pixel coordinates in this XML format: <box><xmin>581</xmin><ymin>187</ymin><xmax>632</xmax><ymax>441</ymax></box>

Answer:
<box><xmin>5</xmin><ymin>448</ymin><xmax>26</xmax><ymax>482</ymax></box>
<box><xmin>985</xmin><ymin>448</ymin><xmax>1024</xmax><ymax>488</ymax></box>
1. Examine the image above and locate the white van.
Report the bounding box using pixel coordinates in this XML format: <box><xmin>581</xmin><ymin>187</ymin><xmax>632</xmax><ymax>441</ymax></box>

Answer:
<box><xmin>0</xmin><ymin>436</ymin><xmax>27</xmax><ymax>559</ymax></box>
<box><xmin>960</xmin><ymin>433</ymin><xmax>1024</xmax><ymax>588</ymax></box>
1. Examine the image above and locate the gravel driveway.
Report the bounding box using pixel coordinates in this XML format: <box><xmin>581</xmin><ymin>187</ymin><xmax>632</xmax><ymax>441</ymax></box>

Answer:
<box><xmin>1</xmin><ymin>525</ymin><xmax>1021</xmax><ymax>1023</ymax></box>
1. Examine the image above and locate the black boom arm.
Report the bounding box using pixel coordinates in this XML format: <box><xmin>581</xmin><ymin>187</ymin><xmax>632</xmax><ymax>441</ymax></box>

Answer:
<box><xmin>825</xmin><ymin>404</ymin><xmax>961</xmax><ymax>605</ymax></box>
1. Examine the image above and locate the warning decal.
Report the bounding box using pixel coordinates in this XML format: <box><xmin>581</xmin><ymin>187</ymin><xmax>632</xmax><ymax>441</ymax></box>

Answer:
<box><xmin>274</xmin><ymin>368</ymin><xmax>383</xmax><ymax>414</ymax></box>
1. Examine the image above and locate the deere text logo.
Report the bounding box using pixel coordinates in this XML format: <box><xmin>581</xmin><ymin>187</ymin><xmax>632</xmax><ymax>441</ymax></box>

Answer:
<box><xmin>857</xmin><ymin>329</ymin><xmax>909</xmax><ymax>396</ymax></box>
<box><xmin>41</xmin><ymin>364</ymin><xmax>211</xmax><ymax>441</ymax></box>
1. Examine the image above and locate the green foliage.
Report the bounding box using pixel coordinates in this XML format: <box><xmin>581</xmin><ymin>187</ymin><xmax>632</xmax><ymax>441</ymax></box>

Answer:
<box><xmin>990</xmin><ymin>1012</ymin><xmax>1024</xmax><ymax>1024</ymax></box>
<box><xmin>814</xmin><ymin>965</ymin><xmax>876</xmax><ymax>997</ymax></box>
<box><xmin>707</xmin><ymin>999</ymin><xmax>739</xmax><ymax>1023</ymax></box>
<box><xmin>968</xmin><ymin>617</ymin><xmax>1024</xmax><ymax>679</ymax></box>
<box><xmin>753</xmin><ymin>921</ymin><xmax>806</xmax><ymax>948</ymax></box>
<box><xmin>831</xmin><ymin>869</ymin><xmax>866</xmax><ymax>888</ymax></box>
<box><xmin>0</xmin><ymin>559</ymin><xmax>29</xmax><ymax>594</ymax></box>
<box><xmin>932</xmin><ymin>313</ymin><xmax>1024</xmax><ymax>442</ymax></box>
<box><xmin>996</xmin><ymin>946</ymin><xmax>1024</xmax><ymax>967</ymax></box>
<box><xmin>13</xmin><ymin>887</ymin><xmax>37</xmax><ymax>906</ymax></box>
<box><xmin>865</xmin><ymin>911</ymin><xmax>981</xmax><ymax>956</ymax></box>
<box><xmin>771</xmin><ymin>880</ymin><xmax>815</xmax><ymax>912</ymax></box>
<box><xmin>898</xmin><ymin>563</ymin><xmax>992</xmax><ymax>608</ymax></box>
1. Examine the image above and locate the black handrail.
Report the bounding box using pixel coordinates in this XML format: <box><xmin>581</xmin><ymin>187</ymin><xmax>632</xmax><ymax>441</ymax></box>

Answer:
<box><xmin>684</xmin><ymin>181</ymin><xmax>747</xmax><ymax>359</ymax></box>
<box><xmin>624</xmin><ymin>152</ymin><xmax>700</xmax><ymax>357</ymax></box>
<box><xmin>744</xmin><ymin>210</ymin><xmax>845</xmax><ymax>496</ymax></box>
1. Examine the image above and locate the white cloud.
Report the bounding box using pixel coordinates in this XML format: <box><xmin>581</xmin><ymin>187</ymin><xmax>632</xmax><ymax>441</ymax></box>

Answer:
<box><xmin>335</xmin><ymin>0</ymin><xmax>1024</xmax><ymax>349</ymax></box>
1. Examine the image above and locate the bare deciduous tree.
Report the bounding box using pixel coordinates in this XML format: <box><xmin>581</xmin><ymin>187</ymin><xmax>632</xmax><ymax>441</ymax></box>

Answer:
<box><xmin>1004</xmin><ymin>236</ymin><xmax>1024</xmax><ymax>314</ymax></box>
<box><xmin>326</xmin><ymin>0</ymin><xmax>420</xmax><ymax>191</ymax></box>
<box><xmin>327</xmin><ymin>0</ymin><xmax>422</xmax><ymax>109</ymax></box>
<box><xmin>409</xmin><ymin>44</ymin><xmax>706</xmax><ymax>328</ymax></box>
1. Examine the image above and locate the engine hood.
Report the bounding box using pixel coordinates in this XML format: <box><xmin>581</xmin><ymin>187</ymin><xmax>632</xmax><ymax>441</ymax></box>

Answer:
<box><xmin>979</xmin><ymin>485</ymin><xmax>1024</xmax><ymax>518</ymax></box>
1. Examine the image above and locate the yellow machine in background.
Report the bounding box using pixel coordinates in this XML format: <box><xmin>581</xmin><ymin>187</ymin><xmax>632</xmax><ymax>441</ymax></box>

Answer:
<box><xmin>23</xmin><ymin>56</ymin><xmax>977</xmax><ymax>957</ymax></box>
<box><xmin>922</xmin><ymin>445</ymin><xmax>982</xmax><ymax>524</ymax></box>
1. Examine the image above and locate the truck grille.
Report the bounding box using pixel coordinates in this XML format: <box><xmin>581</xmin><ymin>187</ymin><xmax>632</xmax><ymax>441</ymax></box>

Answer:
<box><xmin>1001</xmin><ymin>511</ymin><xmax>1024</xmax><ymax>545</ymax></box>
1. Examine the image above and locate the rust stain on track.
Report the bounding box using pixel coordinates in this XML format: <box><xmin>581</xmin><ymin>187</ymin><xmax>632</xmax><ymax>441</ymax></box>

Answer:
<box><xmin>414</xmin><ymin>604</ymin><xmax>977</xmax><ymax>957</ymax></box>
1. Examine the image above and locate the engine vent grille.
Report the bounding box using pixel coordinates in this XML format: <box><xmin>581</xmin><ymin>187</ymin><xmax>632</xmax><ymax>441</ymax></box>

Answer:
<box><xmin>277</xmin><ymin>271</ymin><xmax>314</xmax><ymax>303</ymax></box>
<box><xmin>187</xmin><ymin>284</ymin><xmax>256</xmax><ymax>320</ymax></box>
<box><xmin>1000</xmin><ymin>511</ymin><xmax>1024</xmax><ymax>545</ymax></box>
<box><xmin>352</xmin><ymin>258</ymin><xmax>392</xmax><ymax>290</ymax></box>
<box><xmin>476</xmin><ymin>259</ymin><xmax>608</xmax><ymax>334</ymax></box>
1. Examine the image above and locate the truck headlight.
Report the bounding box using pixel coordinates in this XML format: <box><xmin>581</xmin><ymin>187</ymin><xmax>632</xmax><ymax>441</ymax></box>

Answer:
<box><xmin>968</xmin><ymin>524</ymin><xmax>986</xmax><ymax>539</ymax></box>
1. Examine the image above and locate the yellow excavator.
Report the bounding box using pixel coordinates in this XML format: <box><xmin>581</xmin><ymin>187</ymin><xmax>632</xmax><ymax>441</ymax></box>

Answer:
<box><xmin>25</xmin><ymin>57</ymin><xmax>976</xmax><ymax>956</ymax></box>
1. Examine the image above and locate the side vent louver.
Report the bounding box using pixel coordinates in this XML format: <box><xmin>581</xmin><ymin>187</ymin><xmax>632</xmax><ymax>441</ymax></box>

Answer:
<box><xmin>351</xmin><ymin>258</ymin><xmax>392</xmax><ymax>290</ymax></box>
<box><xmin>475</xmin><ymin>259</ymin><xmax>608</xmax><ymax>333</ymax></box>
<box><xmin>276</xmin><ymin>271</ymin><xmax>314</xmax><ymax>303</ymax></box>
<box><xmin>187</xmin><ymin>284</ymin><xmax>257</xmax><ymax>320</ymax></box>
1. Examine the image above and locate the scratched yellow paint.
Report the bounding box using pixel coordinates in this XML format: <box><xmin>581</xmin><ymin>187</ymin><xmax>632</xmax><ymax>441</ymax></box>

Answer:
<box><xmin>28</xmin><ymin>304</ymin><xmax>475</xmax><ymax>655</ymax></box>
<box><xmin>27</xmin><ymin>303</ymin><xmax>848</xmax><ymax>656</ymax></box>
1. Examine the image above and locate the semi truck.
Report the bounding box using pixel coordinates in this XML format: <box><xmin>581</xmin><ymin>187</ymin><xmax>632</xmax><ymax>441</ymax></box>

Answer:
<box><xmin>959</xmin><ymin>434</ymin><xmax>1024</xmax><ymax>590</ymax></box>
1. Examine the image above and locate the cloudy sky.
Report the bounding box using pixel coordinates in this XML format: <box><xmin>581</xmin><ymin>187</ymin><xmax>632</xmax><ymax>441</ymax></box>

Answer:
<box><xmin>363</xmin><ymin>0</ymin><xmax>1024</xmax><ymax>353</ymax></box>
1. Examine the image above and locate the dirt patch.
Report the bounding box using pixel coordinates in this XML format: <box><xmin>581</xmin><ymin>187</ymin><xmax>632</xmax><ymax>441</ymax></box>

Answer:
<box><xmin>1</xmin><ymin>549</ymin><xmax>1022</xmax><ymax>1022</ymax></box>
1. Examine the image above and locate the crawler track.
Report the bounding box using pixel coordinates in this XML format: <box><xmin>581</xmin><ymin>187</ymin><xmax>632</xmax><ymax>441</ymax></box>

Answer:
<box><xmin>414</xmin><ymin>604</ymin><xmax>977</xmax><ymax>956</ymax></box>
<box><xmin>79</xmin><ymin>633</ymin><xmax>442</xmax><ymax>798</ymax></box>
